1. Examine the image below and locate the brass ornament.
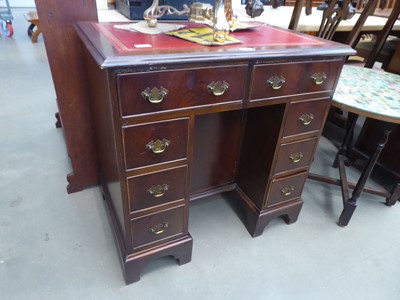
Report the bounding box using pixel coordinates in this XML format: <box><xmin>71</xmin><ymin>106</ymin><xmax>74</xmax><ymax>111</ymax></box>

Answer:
<box><xmin>147</xmin><ymin>184</ymin><xmax>170</xmax><ymax>198</ymax></box>
<box><xmin>281</xmin><ymin>185</ymin><xmax>295</xmax><ymax>196</ymax></box>
<box><xmin>146</xmin><ymin>139</ymin><xmax>171</xmax><ymax>154</ymax></box>
<box><xmin>289</xmin><ymin>152</ymin><xmax>304</xmax><ymax>163</ymax></box>
<box><xmin>207</xmin><ymin>80</ymin><xmax>229</xmax><ymax>96</ymax></box>
<box><xmin>267</xmin><ymin>75</ymin><xmax>286</xmax><ymax>90</ymax></box>
<box><xmin>141</xmin><ymin>87</ymin><xmax>169</xmax><ymax>104</ymax></box>
<box><xmin>150</xmin><ymin>222</ymin><xmax>169</xmax><ymax>235</ymax></box>
<box><xmin>311</xmin><ymin>72</ymin><xmax>327</xmax><ymax>85</ymax></box>
<box><xmin>299</xmin><ymin>113</ymin><xmax>314</xmax><ymax>125</ymax></box>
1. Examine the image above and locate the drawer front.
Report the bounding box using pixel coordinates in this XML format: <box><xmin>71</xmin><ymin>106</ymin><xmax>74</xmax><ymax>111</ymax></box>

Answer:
<box><xmin>130</xmin><ymin>205</ymin><xmax>185</xmax><ymax>249</ymax></box>
<box><xmin>118</xmin><ymin>65</ymin><xmax>248</xmax><ymax>116</ymax></box>
<box><xmin>249</xmin><ymin>60</ymin><xmax>342</xmax><ymax>101</ymax></box>
<box><xmin>123</xmin><ymin>118</ymin><xmax>189</xmax><ymax>169</ymax></box>
<box><xmin>274</xmin><ymin>137</ymin><xmax>318</xmax><ymax>175</ymax></box>
<box><xmin>265</xmin><ymin>172</ymin><xmax>308</xmax><ymax>208</ymax></box>
<box><xmin>282</xmin><ymin>98</ymin><xmax>330</xmax><ymax>138</ymax></box>
<box><xmin>128</xmin><ymin>166</ymin><xmax>187</xmax><ymax>212</ymax></box>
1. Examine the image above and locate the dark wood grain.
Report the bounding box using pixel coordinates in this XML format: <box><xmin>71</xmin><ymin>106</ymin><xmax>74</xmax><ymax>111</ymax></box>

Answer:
<box><xmin>34</xmin><ymin>0</ymin><xmax>99</xmax><ymax>193</ymax></box>
<box><xmin>128</xmin><ymin>166</ymin><xmax>187</xmax><ymax>212</ymax></box>
<box><xmin>249</xmin><ymin>60</ymin><xmax>343</xmax><ymax>101</ymax></box>
<box><xmin>117</xmin><ymin>66</ymin><xmax>248</xmax><ymax>117</ymax></box>
<box><xmin>266</xmin><ymin>172</ymin><xmax>308</xmax><ymax>208</ymax></box>
<box><xmin>282</xmin><ymin>98</ymin><xmax>331</xmax><ymax>139</ymax></box>
<box><xmin>76</xmin><ymin>21</ymin><xmax>351</xmax><ymax>284</ymax></box>
<box><xmin>130</xmin><ymin>205</ymin><xmax>186</xmax><ymax>250</ymax></box>
<box><xmin>273</xmin><ymin>137</ymin><xmax>318</xmax><ymax>175</ymax></box>
<box><xmin>237</xmin><ymin>105</ymin><xmax>285</xmax><ymax>209</ymax></box>
<box><xmin>123</xmin><ymin>118</ymin><xmax>189</xmax><ymax>170</ymax></box>
<box><xmin>191</xmin><ymin>111</ymin><xmax>244</xmax><ymax>196</ymax></box>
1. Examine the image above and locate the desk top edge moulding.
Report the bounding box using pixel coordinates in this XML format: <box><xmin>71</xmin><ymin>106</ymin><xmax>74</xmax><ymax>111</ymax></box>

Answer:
<box><xmin>76</xmin><ymin>22</ymin><xmax>355</xmax><ymax>68</ymax></box>
<box><xmin>75</xmin><ymin>21</ymin><xmax>354</xmax><ymax>284</ymax></box>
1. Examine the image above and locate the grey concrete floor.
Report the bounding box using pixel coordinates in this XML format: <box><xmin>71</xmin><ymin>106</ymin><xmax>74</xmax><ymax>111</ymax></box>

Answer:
<box><xmin>1</xmin><ymin>8</ymin><xmax>400</xmax><ymax>300</ymax></box>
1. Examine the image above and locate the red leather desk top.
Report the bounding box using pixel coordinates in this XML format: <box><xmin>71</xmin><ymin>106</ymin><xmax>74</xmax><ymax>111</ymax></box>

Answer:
<box><xmin>93</xmin><ymin>22</ymin><xmax>324</xmax><ymax>53</ymax></box>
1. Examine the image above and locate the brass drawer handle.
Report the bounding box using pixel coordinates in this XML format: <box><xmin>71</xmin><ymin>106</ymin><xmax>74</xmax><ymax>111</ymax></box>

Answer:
<box><xmin>150</xmin><ymin>222</ymin><xmax>169</xmax><ymax>235</ymax></box>
<box><xmin>281</xmin><ymin>185</ymin><xmax>294</xmax><ymax>196</ymax></box>
<box><xmin>299</xmin><ymin>113</ymin><xmax>314</xmax><ymax>125</ymax></box>
<box><xmin>207</xmin><ymin>80</ymin><xmax>229</xmax><ymax>96</ymax></box>
<box><xmin>147</xmin><ymin>184</ymin><xmax>170</xmax><ymax>198</ymax></box>
<box><xmin>267</xmin><ymin>75</ymin><xmax>286</xmax><ymax>90</ymax></box>
<box><xmin>289</xmin><ymin>152</ymin><xmax>304</xmax><ymax>163</ymax></box>
<box><xmin>311</xmin><ymin>72</ymin><xmax>327</xmax><ymax>85</ymax></box>
<box><xmin>141</xmin><ymin>87</ymin><xmax>169</xmax><ymax>104</ymax></box>
<box><xmin>146</xmin><ymin>139</ymin><xmax>171</xmax><ymax>154</ymax></box>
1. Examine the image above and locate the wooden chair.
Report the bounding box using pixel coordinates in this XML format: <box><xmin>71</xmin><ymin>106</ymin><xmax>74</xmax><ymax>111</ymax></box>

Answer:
<box><xmin>356</xmin><ymin>0</ymin><xmax>400</xmax><ymax>69</ymax></box>
<box><xmin>289</xmin><ymin>0</ymin><xmax>314</xmax><ymax>30</ymax></box>
<box><xmin>289</xmin><ymin>0</ymin><xmax>400</xmax><ymax>226</ymax></box>
<box><xmin>23</xmin><ymin>11</ymin><xmax>42</xmax><ymax>43</ymax></box>
<box><xmin>289</xmin><ymin>0</ymin><xmax>378</xmax><ymax>47</ymax></box>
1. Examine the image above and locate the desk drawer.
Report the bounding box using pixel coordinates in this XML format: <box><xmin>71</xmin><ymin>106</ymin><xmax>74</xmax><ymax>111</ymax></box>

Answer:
<box><xmin>274</xmin><ymin>137</ymin><xmax>318</xmax><ymax>175</ymax></box>
<box><xmin>282</xmin><ymin>98</ymin><xmax>330</xmax><ymax>138</ymax></box>
<box><xmin>265</xmin><ymin>172</ymin><xmax>307</xmax><ymax>208</ymax></box>
<box><xmin>130</xmin><ymin>205</ymin><xmax>185</xmax><ymax>249</ymax></box>
<box><xmin>249</xmin><ymin>60</ymin><xmax>342</xmax><ymax>101</ymax></box>
<box><xmin>117</xmin><ymin>65</ymin><xmax>247</xmax><ymax>116</ymax></box>
<box><xmin>123</xmin><ymin>118</ymin><xmax>189</xmax><ymax>169</ymax></box>
<box><xmin>128</xmin><ymin>166</ymin><xmax>187</xmax><ymax>212</ymax></box>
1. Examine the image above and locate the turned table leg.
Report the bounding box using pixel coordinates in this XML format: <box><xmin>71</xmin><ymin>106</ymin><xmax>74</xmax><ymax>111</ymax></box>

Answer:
<box><xmin>338</xmin><ymin>121</ymin><xmax>395</xmax><ymax>226</ymax></box>
<box><xmin>333</xmin><ymin>112</ymin><xmax>358</xmax><ymax>168</ymax></box>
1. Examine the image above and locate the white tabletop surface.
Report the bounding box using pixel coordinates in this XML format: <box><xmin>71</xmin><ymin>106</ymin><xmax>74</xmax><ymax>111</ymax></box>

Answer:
<box><xmin>98</xmin><ymin>4</ymin><xmax>400</xmax><ymax>32</ymax></box>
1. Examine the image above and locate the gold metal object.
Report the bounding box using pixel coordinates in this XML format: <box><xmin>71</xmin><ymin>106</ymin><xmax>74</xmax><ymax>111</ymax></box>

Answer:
<box><xmin>141</xmin><ymin>87</ymin><xmax>169</xmax><ymax>104</ymax></box>
<box><xmin>146</xmin><ymin>139</ymin><xmax>171</xmax><ymax>154</ymax></box>
<box><xmin>207</xmin><ymin>80</ymin><xmax>229</xmax><ymax>96</ymax></box>
<box><xmin>311</xmin><ymin>72</ymin><xmax>327</xmax><ymax>85</ymax></box>
<box><xmin>188</xmin><ymin>2</ymin><xmax>214</xmax><ymax>24</ymax></box>
<box><xmin>150</xmin><ymin>222</ymin><xmax>169</xmax><ymax>235</ymax></box>
<box><xmin>289</xmin><ymin>152</ymin><xmax>304</xmax><ymax>163</ymax></box>
<box><xmin>147</xmin><ymin>184</ymin><xmax>170</xmax><ymax>198</ymax></box>
<box><xmin>299</xmin><ymin>113</ymin><xmax>314</xmax><ymax>125</ymax></box>
<box><xmin>267</xmin><ymin>75</ymin><xmax>286</xmax><ymax>90</ymax></box>
<box><xmin>143</xmin><ymin>0</ymin><xmax>190</xmax><ymax>27</ymax></box>
<box><xmin>213</xmin><ymin>0</ymin><xmax>230</xmax><ymax>42</ymax></box>
<box><xmin>281</xmin><ymin>185</ymin><xmax>294</xmax><ymax>196</ymax></box>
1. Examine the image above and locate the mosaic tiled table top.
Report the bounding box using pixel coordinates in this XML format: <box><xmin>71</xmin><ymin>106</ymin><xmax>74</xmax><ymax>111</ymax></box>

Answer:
<box><xmin>333</xmin><ymin>65</ymin><xmax>400</xmax><ymax>123</ymax></box>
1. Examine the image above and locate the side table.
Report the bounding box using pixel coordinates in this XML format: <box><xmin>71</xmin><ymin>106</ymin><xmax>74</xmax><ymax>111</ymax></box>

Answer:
<box><xmin>309</xmin><ymin>65</ymin><xmax>400</xmax><ymax>226</ymax></box>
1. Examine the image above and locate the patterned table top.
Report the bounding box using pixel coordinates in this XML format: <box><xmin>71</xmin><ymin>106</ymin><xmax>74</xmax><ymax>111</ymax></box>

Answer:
<box><xmin>333</xmin><ymin>65</ymin><xmax>400</xmax><ymax>124</ymax></box>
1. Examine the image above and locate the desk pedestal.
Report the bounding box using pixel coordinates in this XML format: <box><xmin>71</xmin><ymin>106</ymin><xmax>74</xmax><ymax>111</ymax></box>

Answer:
<box><xmin>75</xmin><ymin>21</ymin><xmax>352</xmax><ymax>284</ymax></box>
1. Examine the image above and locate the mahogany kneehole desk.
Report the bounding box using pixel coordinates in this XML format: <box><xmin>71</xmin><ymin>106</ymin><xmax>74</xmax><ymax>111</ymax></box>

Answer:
<box><xmin>75</xmin><ymin>22</ymin><xmax>354</xmax><ymax>284</ymax></box>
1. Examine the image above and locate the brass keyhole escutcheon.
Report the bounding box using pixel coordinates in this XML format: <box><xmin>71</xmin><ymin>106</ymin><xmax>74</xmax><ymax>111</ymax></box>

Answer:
<box><xmin>141</xmin><ymin>87</ymin><xmax>169</xmax><ymax>104</ymax></box>
<box><xmin>150</xmin><ymin>222</ymin><xmax>169</xmax><ymax>235</ymax></box>
<box><xmin>311</xmin><ymin>72</ymin><xmax>327</xmax><ymax>85</ymax></box>
<box><xmin>146</xmin><ymin>139</ymin><xmax>171</xmax><ymax>154</ymax></box>
<box><xmin>147</xmin><ymin>184</ymin><xmax>170</xmax><ymax>198</ymax></box>
<box><xmin>299</xmin><ymin>113</ymin><xmax>314</xmax><ymax>126</ymax></box>
<box><xmin>267</xmin><ymin>75</ymin><xmax>286</xmax><ymax>90</ymax></box>
<box><xmin>281</xmin><ymin>185</ymin><xmax>294</xmax><ymax>196</ymax></box>
<box><xmin>208</xmin><ymin>80</ymin><xmax>229</xmax><ymax>96</ymax></box>
<box><xmin>289</xmin><ymin>152</ymin><xmax>304</xmax><ymax>163</ymax></box>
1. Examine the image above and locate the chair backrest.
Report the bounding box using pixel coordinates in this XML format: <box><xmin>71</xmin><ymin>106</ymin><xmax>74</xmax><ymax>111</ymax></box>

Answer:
<box><xmin>288</xmin><ymin>0</ymin><xmax>305</xmax><ymax>30</ymax></box>
<box><xmin>364</xmin><ymin>0</ymin><xmax>400</xmax><ymax>67</ymax></box>
<box><xmin>317</xmin><ymin>0</ymin><xmax>354</xmax><ymax>40</ymax></box>
<box><xmin>355</xmin><ymin>0</ymin><xmax>396</xmax><ymax>11</ymax></box>
<box><xmin>289</xmin><ymin>0</ymin><xmax>379</xmax><ymax>48</ymax></box>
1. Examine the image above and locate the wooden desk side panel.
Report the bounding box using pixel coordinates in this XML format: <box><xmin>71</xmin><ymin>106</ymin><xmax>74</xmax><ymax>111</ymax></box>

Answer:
<box><xmin>82</xmin><ymin>50</ymin><xmax>127</xmax><ymax>237</ymax></box>
<box><xmin>237</xmin><ymin>105</ymin><xmax>286</xmax><ymax>209</ymax></box>
<box><xmin>34</xmin><ymin>0</ymin><xmax>100</xmax><ymax>193</ymax></box>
